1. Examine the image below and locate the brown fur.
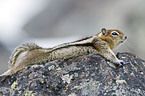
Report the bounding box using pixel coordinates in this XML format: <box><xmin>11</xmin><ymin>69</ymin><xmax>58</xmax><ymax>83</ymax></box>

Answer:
<box><xmin>1</xmin><ymin>28</ymin><xmax>127</xmax><ymax>76</ymax></box>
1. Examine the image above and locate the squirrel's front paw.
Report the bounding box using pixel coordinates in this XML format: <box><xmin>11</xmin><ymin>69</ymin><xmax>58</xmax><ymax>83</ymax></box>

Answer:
<box><xmin>115</xmin><ymin>60</ymin><xmax>127</xmax><ymax>67</ymax></box>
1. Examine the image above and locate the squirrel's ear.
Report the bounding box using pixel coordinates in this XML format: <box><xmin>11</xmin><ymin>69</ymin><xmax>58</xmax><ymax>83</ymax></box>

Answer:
<box><xmin>101</xmin><ymin>28</ymin><xmax>107</xmax><ymax>36</ymax></box>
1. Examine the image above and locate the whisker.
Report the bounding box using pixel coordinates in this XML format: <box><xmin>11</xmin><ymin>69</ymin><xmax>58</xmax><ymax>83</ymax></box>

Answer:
<box><xmin>121</xmin><ymin>44</ymin><xmax>128</xmax><ymax>50</ymax></box>
<box><xmin>125</xmin><ymin>41</ymin><xmax>135</xmax><ymax>50</ymax></box>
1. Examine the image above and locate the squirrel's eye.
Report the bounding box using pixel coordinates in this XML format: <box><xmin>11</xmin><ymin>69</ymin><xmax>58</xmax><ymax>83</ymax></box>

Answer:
<box><xmin>111</xmin><ymin>31</ymin><xmax>119</xmax><ymax>36</ymax></box>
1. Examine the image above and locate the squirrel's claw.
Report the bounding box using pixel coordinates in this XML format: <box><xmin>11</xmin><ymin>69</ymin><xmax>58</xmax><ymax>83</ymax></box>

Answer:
<box><xmin>115</xmin><ymin>60</ymin><xmax>129</xmax><ymax>67</ymax></box>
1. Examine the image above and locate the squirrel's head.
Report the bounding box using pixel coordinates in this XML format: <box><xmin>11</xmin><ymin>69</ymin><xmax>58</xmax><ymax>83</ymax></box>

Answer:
<box><xmin>98</xmin><ymin>28</ymin><xmax>127</xmax><ymax>50</ymax></box>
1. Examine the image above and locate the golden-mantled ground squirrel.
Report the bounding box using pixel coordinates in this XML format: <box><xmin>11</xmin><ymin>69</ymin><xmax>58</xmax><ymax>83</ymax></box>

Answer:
<box><xmin>1</xmin><ymin>28</ymin><xmax>127</xmax><ymax>76</ymax></box>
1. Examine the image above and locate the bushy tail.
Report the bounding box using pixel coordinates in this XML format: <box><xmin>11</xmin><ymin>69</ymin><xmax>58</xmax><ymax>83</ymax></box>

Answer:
<box><xmin>8</xmin><ymin>43</ymin><xmax>42</xmax><ymax>68</ymax></box>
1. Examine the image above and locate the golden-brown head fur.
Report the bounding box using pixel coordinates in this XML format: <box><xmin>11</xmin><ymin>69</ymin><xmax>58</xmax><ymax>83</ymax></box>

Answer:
<box><xmin>98</xmin><ymin>28</ymin><xmax>127</xmax><ymax>50</ymax></box>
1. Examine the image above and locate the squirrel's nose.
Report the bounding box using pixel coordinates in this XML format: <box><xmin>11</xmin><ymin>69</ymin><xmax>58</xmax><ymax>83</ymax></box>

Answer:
<box><xmin>125</xmin><ymin>36</ymin><xmax>127</xmax><ymax>39</ymax></box>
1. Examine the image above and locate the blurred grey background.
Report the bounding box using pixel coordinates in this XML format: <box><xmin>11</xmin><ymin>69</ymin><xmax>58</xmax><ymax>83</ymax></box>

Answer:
<box><xmin>0</xmin><ymin>0</ymin><xmax>145</xmax><ymax>74</ymax></box>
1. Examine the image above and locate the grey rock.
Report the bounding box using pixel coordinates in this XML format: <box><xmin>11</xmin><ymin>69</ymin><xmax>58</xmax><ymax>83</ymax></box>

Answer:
<box><xmin>0</xmin><ymin>52</ymin><xmax>145</xmax><ymax>96</ymax></box>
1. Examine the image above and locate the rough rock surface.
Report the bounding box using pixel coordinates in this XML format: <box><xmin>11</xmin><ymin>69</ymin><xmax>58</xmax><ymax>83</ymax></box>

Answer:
<box><xmin>0</xmin><ymin>52</ymin><xmax>145</xmax><ymax>96</ymax></box>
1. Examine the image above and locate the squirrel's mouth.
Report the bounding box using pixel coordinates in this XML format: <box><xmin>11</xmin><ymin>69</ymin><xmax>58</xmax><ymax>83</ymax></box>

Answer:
<box><xmin>120</xmin><ymin>41</ymin><xmax>124</xmax><ymax>43</ymax></box>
